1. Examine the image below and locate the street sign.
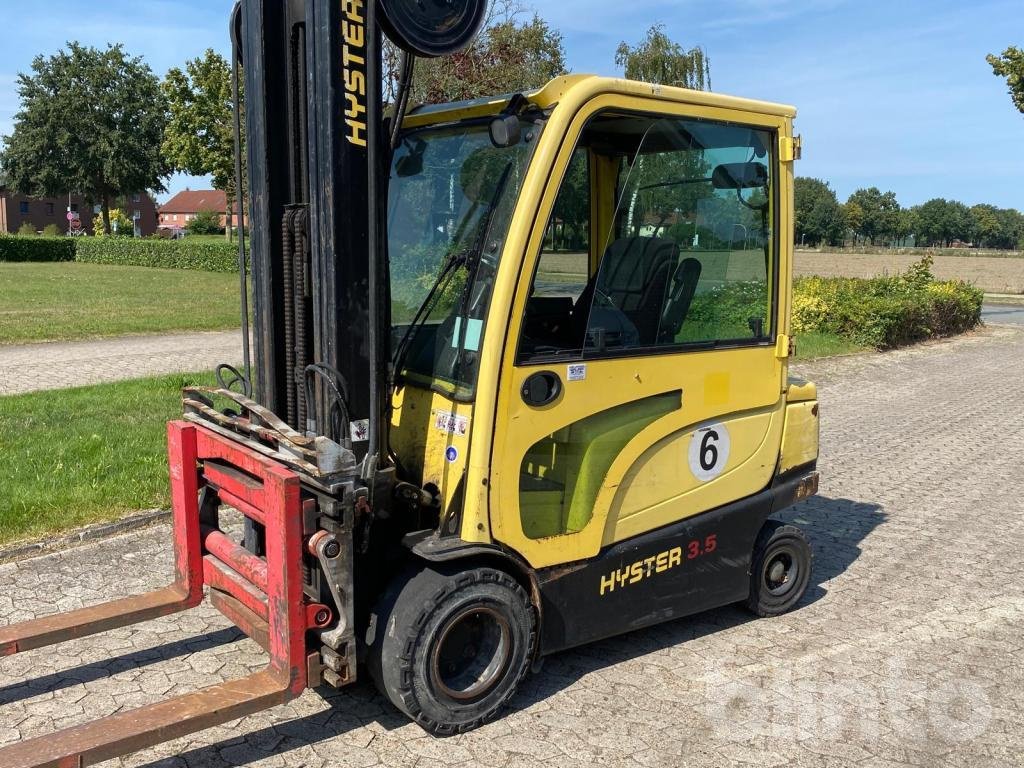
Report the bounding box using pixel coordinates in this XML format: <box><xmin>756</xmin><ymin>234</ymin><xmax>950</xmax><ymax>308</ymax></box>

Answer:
<box><xmin>66</xmin><ymin>212</ymin><xmax>75</xmax><ymax>222</ymax></box>
<box><xmin>70</xmin><ymin>219</ymin><xmax>82</xmax><ymax>231</ymax></box>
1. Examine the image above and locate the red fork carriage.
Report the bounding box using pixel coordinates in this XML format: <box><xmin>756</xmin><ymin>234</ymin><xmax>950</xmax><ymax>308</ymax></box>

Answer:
<box><xmin>0</xmin><ymin>422</ymin><xmax>345</xmax><ymax>768</ymax></box>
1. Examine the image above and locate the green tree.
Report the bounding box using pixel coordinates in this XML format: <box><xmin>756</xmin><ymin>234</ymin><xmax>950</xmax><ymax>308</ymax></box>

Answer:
<box><xmin>913</xmin><ymin>199</ymin><xmax>944</xmax><ymax>247</ymax></box>
<box><xmin>846</xmin><ymin>187</ymin><xmax>900</xmax><ymax>245</ymax></box>
<box><xmin>0</xmin><ymin>43</ymin><xmax>169</xmax><ymax>234</ymax></box>
<box><xmin>987</xmin><ymin>47</ymin><xmax>1024</xmax><ymax>114</ymax></box>
<box><xmin>615</xmin><ymin>25</ymin><xmax>711</xmax><ymax>89</ymax></box>
<box><xmin>794</xmin><ymin>177</ymin><xmax>845</xmax><ymax>246</ymax></box>
<box><xmin>892</xmin><ymin>207</ymin><xmax>918</xmax><ymax>247</ymax></box>
<box><xmin>993</xmin><ymin>207</ymin><xmax>1024</xmax><ymax>250</ymax></box>
<box><xmin>163</xmin><ymin>50</ymin><xmax>243</xmax><ymax>240</ymax></box>
<box><xmin>386</xmin><ymin>1</ymin><xmax>567</xmax><ymax>105</ymax></box>
<box><xmin>913</xmin><ymin>198</ymin><xmax>972</xmax><ymax>247</ymax></box>
<box><xmin>842</xmin><ymin>201</ymin><xmax>863</xmax><ymax>245</ymax></box>
<box><xmin>970</xmin><ymin>203</ymin><xmax>1002</xmax><ymax>247</ymax></box>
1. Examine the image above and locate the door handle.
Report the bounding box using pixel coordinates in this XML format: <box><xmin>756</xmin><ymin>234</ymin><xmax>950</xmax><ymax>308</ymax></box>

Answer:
<box><xmin>521</xmin><ymin>371</ymin><xmax>562</xmax><ymax>407</ymax></box>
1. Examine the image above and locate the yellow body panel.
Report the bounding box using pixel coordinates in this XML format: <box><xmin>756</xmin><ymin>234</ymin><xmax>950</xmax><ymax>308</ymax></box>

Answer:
<box><xmin>778</xmin><ymin>400</ymin><xmax>820</xmax><ymax>476</ymax></box>
<box><xmin>608</xmin><ymin>405</ymin><xmax>784</xmax><ymax>543</ymax></box>
<box><xmin>786</xmin><ymin>376</ymin><xmax>818</xmax><ymax>403</ymax></box>
<box><xmin>390</xmin><ymin>385</ymin><xmax>472</xmax><ymax>518</ymax></box>
<box><xmin>393</xmin><ymin>75</ymin><xmax>809</xmax><ymax>561</ymax></box>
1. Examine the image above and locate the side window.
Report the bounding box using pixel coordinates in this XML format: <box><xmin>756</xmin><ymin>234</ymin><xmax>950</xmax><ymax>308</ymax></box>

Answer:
<box><xmin>518</xmin><ymin>148</ymin><xmax>590</xmax><ymax>358</ymax></box>
<box><xmin>518</xmin><ymin>112</ymin><xmax>775</xmax><ymax>362</ymax></box>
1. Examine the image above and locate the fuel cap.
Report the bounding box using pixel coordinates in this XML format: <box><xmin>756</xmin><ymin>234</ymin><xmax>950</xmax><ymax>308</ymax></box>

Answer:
<box><xmin>378</xmin><ymin>0</ymin><xmax>488</xmax><ymax>58</ymax></box>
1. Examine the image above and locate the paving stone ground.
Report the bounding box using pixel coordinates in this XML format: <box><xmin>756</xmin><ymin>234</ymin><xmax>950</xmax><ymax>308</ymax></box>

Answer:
<box><xmin>1</xmin><ymin>325</ymin><xmax>1022</xmax><ymax>767</ymax></box>
<box><xmin>0</xmin><ymin>332</ymin><xmax>243</xmax><ymax>395</ymax></box>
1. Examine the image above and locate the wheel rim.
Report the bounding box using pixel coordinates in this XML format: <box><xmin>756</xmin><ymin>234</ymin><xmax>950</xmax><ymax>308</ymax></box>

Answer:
<box><xmin>762</xmin><ymin>548</ymin><xmax>799</xmax><ymax>597</ymax></box>
<box><xmin>431</xmin><ymin>606</ymin><xmax>512</xmax><ymax>701</ymax></box>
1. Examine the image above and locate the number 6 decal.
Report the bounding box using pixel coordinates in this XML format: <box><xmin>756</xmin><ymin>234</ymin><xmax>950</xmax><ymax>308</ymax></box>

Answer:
<box><xmin>688</xmin><ymin>422</ymin><xmax>731</xmax><ymax>482</ymax></box>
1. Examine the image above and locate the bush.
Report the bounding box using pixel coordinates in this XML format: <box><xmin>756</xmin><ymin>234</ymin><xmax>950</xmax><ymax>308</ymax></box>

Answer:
<box><xmin>186</xmin><ymin>209</ymin><xmax>224</xmax><ymax>236</ymax></box>
<box><xmin>42</xmin><ymin>224</ymin><xmax>62</xmax><ymax>237</ymax></box>
<box><xmin>92</xmin><ymin>208</ymin><xmax>136</xmax><ymax>237</ymax></box>
<box><xmin>17</xmin><ymin>222</ymin><xmax>36</xmax><ymax>236</ymax></box>
<box><xmin>0</xmin><ymin>235</ymin><xmax>77</xmax><ymax>262</ymax></box>
<box><xmin>793</xmin><ymin>256</ymin><xmax>983</xmax><ymax>349</ymax></box>
<box><xmin>75</xmin><ymin>237</ymin><xmax>243</xmax><ymax>273</ymax></box>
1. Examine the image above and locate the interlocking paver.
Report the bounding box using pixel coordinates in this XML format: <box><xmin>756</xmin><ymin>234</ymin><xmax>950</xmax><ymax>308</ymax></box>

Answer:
<box><xmin>0</xmin><ymin>331</ymin><xmax>243</xmax><ymax>395</ymax></box>
<box><xmin>1</xmin><ymin>325</ymin><xmax>1023</xmax><ymax>767</ymax></box>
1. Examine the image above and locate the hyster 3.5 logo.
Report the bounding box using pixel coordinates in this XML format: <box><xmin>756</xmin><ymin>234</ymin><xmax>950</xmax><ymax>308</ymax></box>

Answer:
<box><xmin>598</xmin><ymin>535</ymin><xmax>718</xmax><ymax>596</ymax></box>
<box><xmin>342</xmin><ymin>0</ymin><xmax>367</xmax><ymax>147</ymax></box>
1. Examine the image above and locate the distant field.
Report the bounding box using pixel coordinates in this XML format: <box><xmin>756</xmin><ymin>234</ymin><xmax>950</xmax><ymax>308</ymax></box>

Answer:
<box><xmin>795</xmin><ymin>251</ymin><xmax>1024</xmax><ymax>294</ymax></box>
<box><xmin>0</xmin><ymin>263</ymin><xmax>243</xmax><ymax>344</ymax></box>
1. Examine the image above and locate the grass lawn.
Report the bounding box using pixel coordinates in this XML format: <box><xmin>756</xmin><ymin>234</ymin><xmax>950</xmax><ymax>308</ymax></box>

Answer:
<box><xmin>795</xmin><ymin>331</ymin><xmax>867</xmax><ymax>360</ymax></box>
<box><xmin>0</xmin><ymin>372</ymin><xmax>214</xmax><ymax>546</ymax></box>
<box><xmin>0</xmin><ymin>262</ymin><xmax>243</xmax><ymax>344</ymax></box>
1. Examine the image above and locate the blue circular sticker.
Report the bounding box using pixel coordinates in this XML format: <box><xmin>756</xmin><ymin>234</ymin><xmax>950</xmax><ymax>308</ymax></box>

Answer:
<box><xmin>445</xmin><ymin>446</ymin><xmax>459</xmax><ymax>463</ymax></box>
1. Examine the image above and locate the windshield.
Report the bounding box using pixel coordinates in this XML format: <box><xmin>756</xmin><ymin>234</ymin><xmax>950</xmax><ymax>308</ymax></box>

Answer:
<box><xmin>389</xmin><ymin>118</ymin><xmax>540</xmax><ymax>398</ymax></box>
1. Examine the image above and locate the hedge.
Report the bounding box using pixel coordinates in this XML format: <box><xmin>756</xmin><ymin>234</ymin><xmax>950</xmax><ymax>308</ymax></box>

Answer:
<box><xmin>0</xmin><ymin>235</ymin><xmax>243</xmax><ymax>273</ymax></box>
<box><xmin>0</xmin><ymin>236</ymin><xmax>76</xmax><ymax>263</ymax></box>
<box><xmin>75</xmin><ymin>238</ymin><xmax>243</xmax><ymax>273</ymax></box>
<box><xmin>792</xmin><ymin>256</ymin><xmax>984</xmax><ymax>349</ymax></box>
<box><xmin>675</xmin><ymin>256</ymin><xmax>981</xmax><ymax>351</ymax></box>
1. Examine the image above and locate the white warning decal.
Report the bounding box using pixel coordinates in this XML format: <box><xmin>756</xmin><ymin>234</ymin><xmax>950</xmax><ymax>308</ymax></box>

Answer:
<box><xmin>688</xmin><ymin>422</ymin><xmax>730</xmax><ymax>482</ymax></box>
<box><xmin>434</xmin><ymin>411</ymin><xmax>469</xmax><ymax>437</ymax></box>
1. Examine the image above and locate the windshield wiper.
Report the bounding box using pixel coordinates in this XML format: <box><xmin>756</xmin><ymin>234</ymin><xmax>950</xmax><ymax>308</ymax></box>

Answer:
<box><xmin>391</xmin><ymin>250</ymin><xmax>467</xmax><ymax>379</ymax></box>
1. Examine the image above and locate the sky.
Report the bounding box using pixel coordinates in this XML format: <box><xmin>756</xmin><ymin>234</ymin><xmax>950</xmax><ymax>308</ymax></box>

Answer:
<box><xmin>0</xmin><ymin>0</ymin><xmax>1021</xmax><ymax>209</ymax></box>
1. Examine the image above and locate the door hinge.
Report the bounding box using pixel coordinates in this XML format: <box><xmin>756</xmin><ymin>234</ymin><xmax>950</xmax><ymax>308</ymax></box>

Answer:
<box><xmin>780</xmin><ymin>135</ymin><xmax>802</xmax><ymax>162</ymax></box>
<box><xmin>775</xmin><ymin>333</ymin><xmax>793</xmax><ymax>359</ymax></box>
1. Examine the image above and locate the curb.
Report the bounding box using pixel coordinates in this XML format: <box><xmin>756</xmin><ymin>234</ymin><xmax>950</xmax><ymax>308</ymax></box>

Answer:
<box><xmin>984</xmin><ymin>293</ymin><xmax>1024</xmax><ymax>305</ymax></box>
<box><xmin>0</xmin><ymin>509</ymin><xmax>171</xmax><ymax>565</ymax></box>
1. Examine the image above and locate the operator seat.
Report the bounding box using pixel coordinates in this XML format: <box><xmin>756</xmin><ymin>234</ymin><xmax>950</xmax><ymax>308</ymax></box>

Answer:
<box><xmin>572</xmin><ymin>236</ymin><xmax>679</xmax><ymax>346</ymax></box>
<box><xmin>657</xmin><ymin>257</ymin><xmax>703</xmax><ymax>344</ymax></box>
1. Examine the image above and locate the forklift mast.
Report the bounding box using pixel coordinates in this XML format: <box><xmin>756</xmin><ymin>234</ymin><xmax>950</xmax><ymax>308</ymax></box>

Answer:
<box><xmin>239</xmin><ymin>0</ymin><xmax>387</xmax><ymax>462</ymax></box>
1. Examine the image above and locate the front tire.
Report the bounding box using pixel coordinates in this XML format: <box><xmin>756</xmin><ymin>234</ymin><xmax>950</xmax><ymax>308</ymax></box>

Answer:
<box><xmin>366</xmin><ymin>565</ymin><xmax>535</xmax><ymax>735</ymax></box>
<box><xmin>745</xmin><ymin>520</ymin><xmax>812</xmax><ymax>617</ymax></box>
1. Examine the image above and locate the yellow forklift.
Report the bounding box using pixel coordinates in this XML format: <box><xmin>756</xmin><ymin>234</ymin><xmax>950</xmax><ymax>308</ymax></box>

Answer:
<box><xmin>0</xmin><ymin>1</ymin><xmax>818</xmax><ymax>763</ymax></box>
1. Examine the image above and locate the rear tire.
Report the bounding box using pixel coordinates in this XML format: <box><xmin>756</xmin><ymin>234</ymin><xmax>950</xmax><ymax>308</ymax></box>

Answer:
<box><xmin>366</xmin><ymin>565</ymin><xmax>535</xmax><ymax>735</ymax></box>
<box><xmin>745</xmin><ymin>520</ymin><xmax>812</xmax><ymax>617</ymax></box>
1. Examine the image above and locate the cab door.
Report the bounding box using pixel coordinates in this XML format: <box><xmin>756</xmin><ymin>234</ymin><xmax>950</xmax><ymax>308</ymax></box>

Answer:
<box><xmin>489</xmin><ymin>97</ymin><xmax>792</xmax><ymax>569</ymax></box>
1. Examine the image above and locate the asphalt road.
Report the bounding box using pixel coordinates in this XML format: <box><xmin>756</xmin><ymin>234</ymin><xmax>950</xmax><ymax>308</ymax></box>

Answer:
<box><xmin>1</xmin><ymin>325</ymin><xmax>1023</xmax><ymax>767</ymax></box>
<box><xmin>982</xmin><ymin>302</ymin><xmax>1024</xmax><ymax>326</ymax></box>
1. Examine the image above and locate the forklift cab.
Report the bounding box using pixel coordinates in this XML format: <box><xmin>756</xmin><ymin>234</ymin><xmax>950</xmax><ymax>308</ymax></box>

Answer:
<box><xmin>389</xmin><ymin>76</ymin><xmax>818</xmax><ymax>579</ymax></box>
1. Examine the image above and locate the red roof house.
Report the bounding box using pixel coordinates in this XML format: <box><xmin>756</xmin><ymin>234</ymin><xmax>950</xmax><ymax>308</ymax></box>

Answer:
<box><xmin>159</xmin><ymin>190</ymin><xmax>240</xmax><ymax>229</ymax></box>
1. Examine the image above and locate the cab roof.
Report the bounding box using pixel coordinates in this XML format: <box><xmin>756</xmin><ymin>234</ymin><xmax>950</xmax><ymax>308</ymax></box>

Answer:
<box><xmin>403</xmin><ymin>74</ymin><xmax>797</xmax><ymax>128</ymax></box>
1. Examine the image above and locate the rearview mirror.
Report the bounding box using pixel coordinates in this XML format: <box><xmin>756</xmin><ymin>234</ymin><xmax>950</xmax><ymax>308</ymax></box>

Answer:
<box><xmin>395</xmin><ymin>137</ymin><xmax>427</xmax><ymax>177</ymax></box>
<box><xmin>711</xmin><ymin>162</ymin><xmax>768</xmax><ymax>190</ymax></box>
<box><xmin>489</xmin><ymin>115</ymin><xmax>522</xmax><ymax>148</ymax></box>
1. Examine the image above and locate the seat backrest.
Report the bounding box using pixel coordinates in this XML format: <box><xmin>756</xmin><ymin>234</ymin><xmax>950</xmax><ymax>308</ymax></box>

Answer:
<box><xmin>571</xmin><ymin>236</ymin><xmax>679</xmax><ymax>348</ymax></box>
<box><xmin>595</xmin><ymin>237</ymin><xmax>677</xmax><ymax>311</ymax></box>
<box><xmin>657</xmin><ymin>257</ymin><xmax>703</xmax><ymax>344</ymax></box>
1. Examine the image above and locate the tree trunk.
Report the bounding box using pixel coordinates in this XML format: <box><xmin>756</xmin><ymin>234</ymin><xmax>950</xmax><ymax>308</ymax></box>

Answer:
<box><xmin>101</xmin><ymin>195</ymin><xmax>112</xmax><ymax>236</ymax></box>
<box><xmin>226</xmin><ymin>202</ymin><xmax>233</xmax><ymax>242</ymax></box>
